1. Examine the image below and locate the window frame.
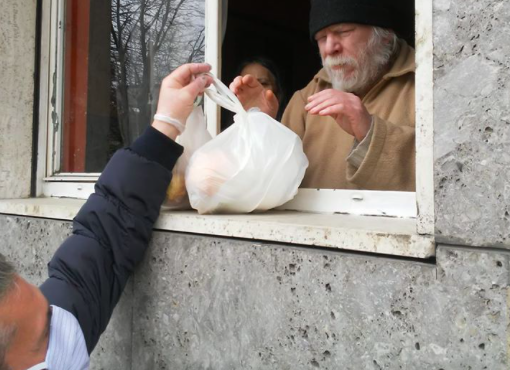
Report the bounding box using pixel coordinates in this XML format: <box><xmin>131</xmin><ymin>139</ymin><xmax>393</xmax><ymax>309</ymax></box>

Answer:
<box><xmin>205</xmin><ymin>0</ymin><xmax>434</xmax><ymax>227</ymax></box>
<box><xmin>36</xmin><ymin>0</ymin><xmax>434</xmax><ymax>234</ymax></box>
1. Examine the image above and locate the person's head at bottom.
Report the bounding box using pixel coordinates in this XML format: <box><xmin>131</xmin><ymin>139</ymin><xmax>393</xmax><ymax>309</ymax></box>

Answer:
<box><xmin>0</xmin><ymin>255</ymin><xmax>49</xmax><ymax>370</ymax></box>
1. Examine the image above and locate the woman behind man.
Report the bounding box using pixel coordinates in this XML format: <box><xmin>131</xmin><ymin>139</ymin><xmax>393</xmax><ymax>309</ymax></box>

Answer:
<box><xmin>221</xmin><ymin>56</ymin><xmax>287</xmax><ymax>129</ymax></box>
<box><xmin>238</xmin><ymin>57</ymin><xmax>287</xmax><ymax>120</ymax></box>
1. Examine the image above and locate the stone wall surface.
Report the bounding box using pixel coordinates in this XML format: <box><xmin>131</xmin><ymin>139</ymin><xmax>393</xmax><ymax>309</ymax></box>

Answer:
<box><xmin>433</xmin><ymin>0</ymin><xmax>510</xmax><ymax>247</ymax></box>
<box><xmin>0</xmin><ymin>1</ymin><xmax>36</xmax><ymax>198</ymax></box>
<box><xmin>0</xmin><ymin>215</ymin><xmax>132</xmax><ymax>370</ymax></box>
<box><xmin>133</xmin><ymin>232</ymin><xmax>509</xmax><ymax>370</ymax></box>
<box><xmin>2</xmin><ymin>215</ymin><xmax>510</xmax><ymax>369</ymax></box>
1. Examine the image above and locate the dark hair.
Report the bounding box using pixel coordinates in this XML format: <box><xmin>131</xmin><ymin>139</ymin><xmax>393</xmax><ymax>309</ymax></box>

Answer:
<box><xmin>236</xmin><ymin>56</ymin><xmax>287</xmax><ymax>120</ymax></box>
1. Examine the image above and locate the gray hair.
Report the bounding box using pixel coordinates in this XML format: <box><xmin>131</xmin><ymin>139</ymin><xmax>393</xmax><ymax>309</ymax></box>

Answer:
<box><xmin>0</xmin><ymin>326</ymin><xmax>15</xmax><ymax>370</ymax></box>
<box><xmin>369</xmin><ymin>26</ymin><xmax>399</xmax><ymax>64</ymax></box>
<box><xmin>0</xmin><ymin>254</ymin><xmax>15</xmax><ymax>301</ymax></box>
<box><xmin>0</xmin><ymin>253</ymin><xmax>16</xmax><ymax>370</ymax></box>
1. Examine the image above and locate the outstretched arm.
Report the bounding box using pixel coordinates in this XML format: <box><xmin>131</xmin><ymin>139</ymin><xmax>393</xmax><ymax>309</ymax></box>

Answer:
<box><xmin>40</xmin><ymin>63</ymin><xmax>213</xmax><ymax>354</ymax></box>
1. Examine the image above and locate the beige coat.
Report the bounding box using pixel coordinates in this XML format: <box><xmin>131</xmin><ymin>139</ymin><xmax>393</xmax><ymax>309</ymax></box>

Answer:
<box><xmin>282</xmin><ymin>41</ymin><xmax>416</xmax><ymax>191</ymax></box>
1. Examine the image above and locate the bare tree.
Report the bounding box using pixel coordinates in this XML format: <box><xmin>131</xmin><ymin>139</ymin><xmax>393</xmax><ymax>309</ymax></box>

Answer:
<box><xmin>110</xmin><ymin>0</ymin><xmax>205</xmax><ymax>145</ymax></box>
<box><xmin>187</xmin><ymin>27</ymin><xmax>205</xmax><ymax>63</ymax></box>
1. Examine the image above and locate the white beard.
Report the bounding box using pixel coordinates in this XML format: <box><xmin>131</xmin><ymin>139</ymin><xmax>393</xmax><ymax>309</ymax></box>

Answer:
<box><xmin>323</xmin><ymin>54</ymin><xmax>362</xmax><ymax>92</ymax></box>
<box><xmin>322</xmin><ymin>36</ymin><xmax>394</xmax><ymax>94</ymax></box>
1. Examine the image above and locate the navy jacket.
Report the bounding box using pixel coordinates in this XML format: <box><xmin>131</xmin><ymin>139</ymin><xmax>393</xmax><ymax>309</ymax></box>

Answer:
<box><xmin>40</xmin><ymin>127</ymin><xmax>183</xmax><ymax>354</ymax></box>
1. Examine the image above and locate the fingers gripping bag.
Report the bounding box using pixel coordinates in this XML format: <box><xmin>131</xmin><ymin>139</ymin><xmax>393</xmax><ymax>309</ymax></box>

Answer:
<box><xmin>185</xmin><ymin>74</ymin><xmax>309</xmax><ymax>214</ymax></box>
<box><xmin>164</xmin><ymin>105</ymin><xmax>212</xmax><ymax>209</ymax></box>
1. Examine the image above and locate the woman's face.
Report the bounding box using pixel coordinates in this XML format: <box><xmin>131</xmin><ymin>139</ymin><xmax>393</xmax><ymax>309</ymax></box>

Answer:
<box><xmin>240</xmin><ymin>63</ymin><xmax>278</xmax><ymax>99</ymax></box>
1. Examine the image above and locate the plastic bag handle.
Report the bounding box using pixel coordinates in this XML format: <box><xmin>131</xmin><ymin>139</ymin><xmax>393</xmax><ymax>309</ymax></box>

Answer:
<box><xmin>203</xmin><ymin>73</ymin><xmax>248</xmax><ymax>120</ymax></box>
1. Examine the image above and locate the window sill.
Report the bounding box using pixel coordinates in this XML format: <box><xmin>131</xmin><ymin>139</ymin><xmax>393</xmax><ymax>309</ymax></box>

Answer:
<box><xmin>0</xmin><ymin>198</ymin><xmax>435</xmax><ymax>259</ymax></box>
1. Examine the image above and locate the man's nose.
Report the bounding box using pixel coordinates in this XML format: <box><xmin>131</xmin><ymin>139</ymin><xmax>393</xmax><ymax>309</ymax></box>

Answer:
<box><xmin>324</xmin><ymin>34</ymin><xmax>342</xmax><ymax>56</ymax></box>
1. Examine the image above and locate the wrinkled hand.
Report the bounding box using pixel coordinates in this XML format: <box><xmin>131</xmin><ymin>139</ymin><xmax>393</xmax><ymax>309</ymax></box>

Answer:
<box><xmin>229</xmin><ymin>75</ymin><xmax>279</xmax><ymax>118</ymax></box>
<box><xmin>153</xmin><ymin>63</ymin><xmax>213</xmax><ymax>139</ymax></box>
<box><xmin>305</xmin><ymin>89</ymin><xmax>372</xmax><ymax>142</ymax></box>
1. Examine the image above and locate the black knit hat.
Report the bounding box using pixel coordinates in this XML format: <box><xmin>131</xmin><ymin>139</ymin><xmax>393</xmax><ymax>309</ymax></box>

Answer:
<box><xmin>309</xmin><ymin>0</ymin><xmax>396</xmax><ymax>39</ymax></box>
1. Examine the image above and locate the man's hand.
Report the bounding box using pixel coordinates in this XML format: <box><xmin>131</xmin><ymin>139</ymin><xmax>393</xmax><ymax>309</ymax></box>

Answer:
<box><xmin>305</xmin><ymin>89</ymin><xmax>372</xmax><ymax>142</ymax></box>
<box><xmin>153</xmin><ymin>63</ymin><xmax>213</xmax><ymax>140</ymax></box>
<box><xmin>229</xmin><ymin>74</ymin><xmax>279</xmax><ymax>118</ymax></box>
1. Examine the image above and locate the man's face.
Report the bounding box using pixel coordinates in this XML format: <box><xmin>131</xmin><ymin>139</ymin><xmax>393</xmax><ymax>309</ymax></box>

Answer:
<box><xmin>315</xmin><ymin>23</ymin><xmax>391</xmax><ymax>93</ymax></box>
<box><xmin>0</xmin><ymin>276</ymin><xmax>50</xmax><ymax>370</ymax></box>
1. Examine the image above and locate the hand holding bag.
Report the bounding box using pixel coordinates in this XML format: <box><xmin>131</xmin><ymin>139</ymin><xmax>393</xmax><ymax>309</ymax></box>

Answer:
<box><xmin>164</xmin><ymin>105</ymin><xmax>212</xmax><ymax>209</ymax></box>
<box><xmin>185</xmin><ymin>74</ymin><xmax>308</xmax><ymax>214</ymax></box>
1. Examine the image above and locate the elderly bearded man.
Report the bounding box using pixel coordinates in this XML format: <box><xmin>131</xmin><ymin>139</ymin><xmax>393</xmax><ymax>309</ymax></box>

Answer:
<box><xmin>231</xmin><ymin>0</ymin><xmax>415</xmax><ymax>191</ymax></box>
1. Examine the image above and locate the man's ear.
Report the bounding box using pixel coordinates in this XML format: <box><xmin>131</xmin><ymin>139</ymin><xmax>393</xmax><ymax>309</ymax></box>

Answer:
<box><xmin>383</xmin><ymin>29</ymin><xmax>395</xmax><ymax>45</ymax></box>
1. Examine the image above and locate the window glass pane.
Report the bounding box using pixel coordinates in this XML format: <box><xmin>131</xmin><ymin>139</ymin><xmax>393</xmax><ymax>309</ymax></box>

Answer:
<box><xmin>61</xmin><ymin>0</ymin><xmax>205</xmax><ymax>173</ymax></box>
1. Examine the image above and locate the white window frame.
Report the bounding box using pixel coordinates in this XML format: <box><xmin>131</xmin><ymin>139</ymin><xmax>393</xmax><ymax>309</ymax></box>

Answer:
<box><xmin>36</xmin><ymin>0</ymin><xmax>99</xmax><ymax>199</ymax></box>
<box><xmin>203</xmin><ymin>0</ymin><xmax>434</xmax><ymax>231</ymax></box>
<box><xmin>36</xmin><ymin>0</ymin><xmax>434</xmax><ymax>236</ymax></box>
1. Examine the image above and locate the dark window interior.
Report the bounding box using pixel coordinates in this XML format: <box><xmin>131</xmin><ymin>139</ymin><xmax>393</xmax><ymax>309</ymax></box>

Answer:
<box><xmin>220</xmin><ymin>0</ymin><xmax>415</xmax><ymax>129</ymax></box>
<box><xmin>222</xmin><ymin>0</ymin><xmax>321</xmax><ymax>99</ymax></box>
<box><xmin>221</xmin><ymin>0</ymin><xmax>320</xmax><ymax>129</ymax></box>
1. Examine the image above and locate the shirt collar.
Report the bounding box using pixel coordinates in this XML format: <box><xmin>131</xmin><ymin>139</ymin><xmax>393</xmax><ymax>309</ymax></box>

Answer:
<box><xmin>44</xmin><ymin>305</ymin><xmax>90</xmax><ymax>370</ymax></box>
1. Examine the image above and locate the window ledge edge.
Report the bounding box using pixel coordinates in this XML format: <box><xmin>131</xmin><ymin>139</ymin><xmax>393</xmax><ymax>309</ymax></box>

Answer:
<box><xmin>0</xmin><ymin>198</ymin><xmax>435</xmax><ymax>259</ymax></box>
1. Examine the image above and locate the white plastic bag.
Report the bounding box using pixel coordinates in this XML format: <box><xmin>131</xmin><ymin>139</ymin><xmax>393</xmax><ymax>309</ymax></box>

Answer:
<box><xmin>164</xmin><ymin>105</ymin><xmax>211</xmax><ymax>209</ymax></box>
<box><xmin>185</xmin><ymin>74</ymin><xmax>308</xmax><ymax>214</ymax></box>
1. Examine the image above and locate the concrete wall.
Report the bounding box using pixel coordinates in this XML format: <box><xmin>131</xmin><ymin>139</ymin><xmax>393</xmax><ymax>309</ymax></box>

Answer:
<box><xmin>433</xmin><ymin>0</ymin><xmax>510</xmax><ymax>248</ymax></box>
<box><xmin>133</xmin><ymin>233</ymin><xmax>509</xmax><ymax>370</ymax></box>
<box><xmin>0</xmin><ymin>0</ymin><xmax>36</xmax><ymax>198</ymax></box>
<box><xmin>1</xmin><ymin>214</ymin><xmax>509</xmax><ymax>369</ymax></box>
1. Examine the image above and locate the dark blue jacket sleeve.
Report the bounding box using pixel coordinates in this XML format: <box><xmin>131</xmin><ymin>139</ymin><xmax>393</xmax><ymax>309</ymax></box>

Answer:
<box><xmin>40</xmin><ymin>127</ymin><xmax>183</xmax><ymax>354</ymax></box>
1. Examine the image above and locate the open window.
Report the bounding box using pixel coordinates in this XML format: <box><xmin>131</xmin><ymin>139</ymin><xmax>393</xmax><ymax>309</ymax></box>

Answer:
<box><xmin>203</xmin><ymin>0</ymin><xmax>432</xmax><ymax>223</ymax></box>
<box><xmin>30</xmin><ymin>0</ymin><xmax>434</xmax><ymax>257</ymax></box>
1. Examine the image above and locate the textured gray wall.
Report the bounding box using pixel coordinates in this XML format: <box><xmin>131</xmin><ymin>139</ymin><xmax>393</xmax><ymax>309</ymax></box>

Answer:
<box><xmin>0</xmin><ymin>0</ymin><xmax>36</xmax><ymax>198</ymax></box>
<box><xmin>2</xmin><ymin>215</ymin><xmax>509</xmax><ymax>369</ymax></box>
<box><xmin>433</xmin><ymin>0</ymin><xmax>510</xmax><ymax>247</ymax></box>
<box><xmin>133</xmin><ymin>233</ymin><xmax>509</xmax><ymax>370</ymax></box>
